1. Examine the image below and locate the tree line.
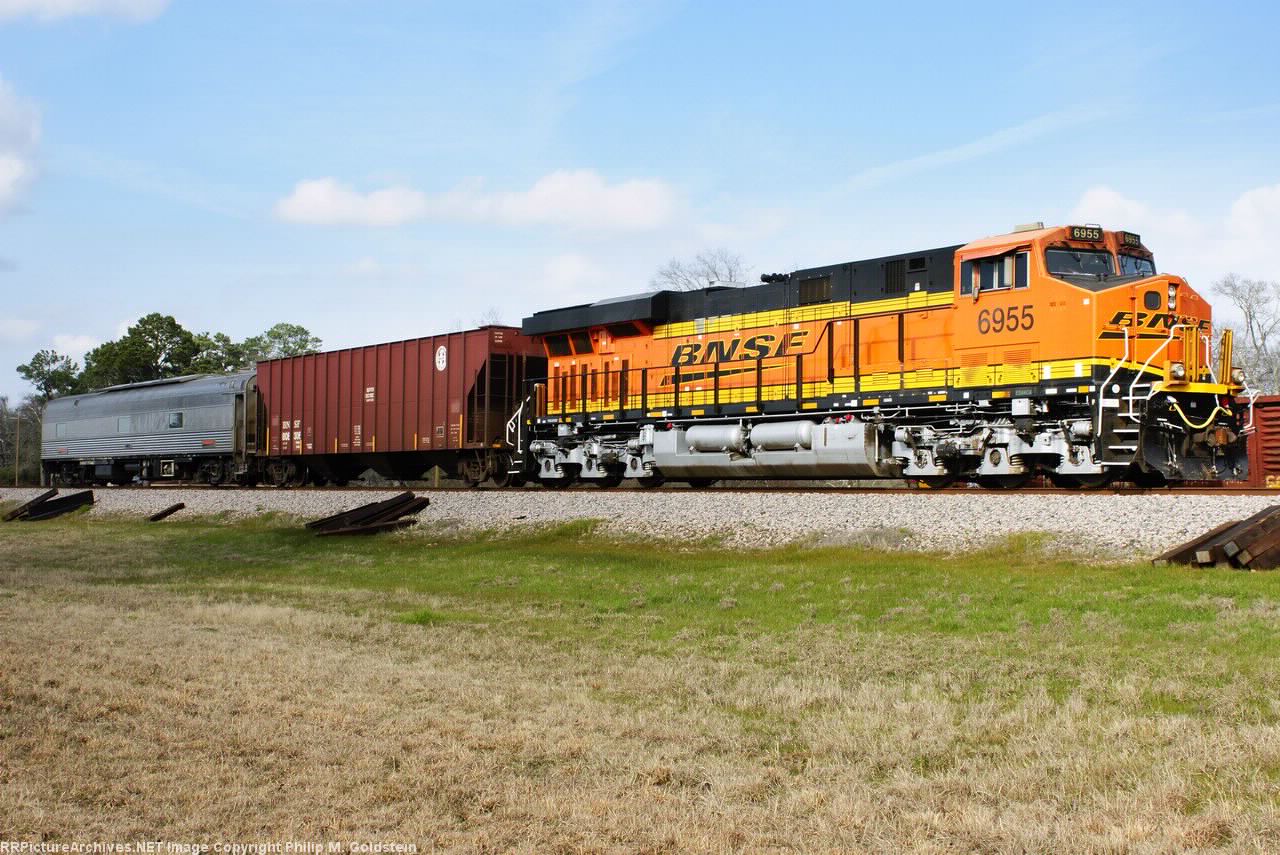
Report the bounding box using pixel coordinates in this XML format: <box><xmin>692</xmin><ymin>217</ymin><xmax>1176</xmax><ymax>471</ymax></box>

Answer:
<box><xmin>16</xmin><ymin>314</ymin><xmax>322</xmax><ymax>403</ymax></box>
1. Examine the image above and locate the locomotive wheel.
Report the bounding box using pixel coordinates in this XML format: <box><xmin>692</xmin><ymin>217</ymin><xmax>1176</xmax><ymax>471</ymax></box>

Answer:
<box><xmin>1126</xmin><ymin>466</ymin><xmax>1168</xmax><ymax>488</ymax></box>
<box><xmin>912</xmin><ymin>475</ymin><xmax>958</xmax><ymax>490</ymax></box>
<box><xmin>685</xmin><ymin>478</ymin><xmax>718</xmax><ymax>489</ymax></box>
<box><xmin>637</xmin><ymin>474</ymin><xmax>666</xmax><ymax>489</ymax></box>
<box><xmin>977</xmin><ymin>472</ymin><xmax>1034</xmax><ymax>490</ymax></box>
<box><xmin>541</xmin><ymin>464</ymin><xmax>579</xmax><ymax>489</ymax></box>
<box><xmin>594</xmin><ymin>472</ymin><xmax>624</xmax><ymax>488</ymax></box>
<box><xmin>1049</xmin><ymin>472</ymin><xmax>1114</xmax><ymax>490</ymax></box>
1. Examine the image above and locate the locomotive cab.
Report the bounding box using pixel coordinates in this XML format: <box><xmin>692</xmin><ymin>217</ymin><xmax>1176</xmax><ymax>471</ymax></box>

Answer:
<box><xmin>949</xmin><ymin>224</ymin><xmax>1248</xmax><ymax>484</ymax></box>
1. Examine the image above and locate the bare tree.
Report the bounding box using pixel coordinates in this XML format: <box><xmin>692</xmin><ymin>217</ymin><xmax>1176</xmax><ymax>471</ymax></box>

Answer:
<box><xmin>474</xmin><ymin>306</ymin><xmax>504</xmax><ymax>326</ymax></box>
<box><xmin>1214</xmin><ymin>273</ymin><xmax>1280</xmax><ymax>393</ymax></box>
<box><xmin>650</xmin><ymin>248</ymin><xmax>750</xmax><ymax>292</ymax></box>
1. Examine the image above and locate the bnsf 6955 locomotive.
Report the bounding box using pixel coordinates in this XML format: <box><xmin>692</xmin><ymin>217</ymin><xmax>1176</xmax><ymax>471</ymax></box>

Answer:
<box><xmin>42</xmin><ymin>223</ymin><xmax>1252</xmax><ymax>489</ymax></box>
<box><xmin>521</xmin><ymin>223</ymin><xmax>1251</xmax><ymax>488</ymax></box>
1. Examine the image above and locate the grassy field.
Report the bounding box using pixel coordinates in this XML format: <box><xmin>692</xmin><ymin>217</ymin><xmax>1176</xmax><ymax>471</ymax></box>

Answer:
<box><xmin>4</xmin><ymin>511</ymin><xmax>1280</xmax><ymax>851</ymax></box>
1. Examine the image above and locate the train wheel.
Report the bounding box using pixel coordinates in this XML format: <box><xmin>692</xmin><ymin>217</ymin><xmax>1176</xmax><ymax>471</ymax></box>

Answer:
<box><xmin>685</xmin><ymin>478</ymin><xmax>718</xmax><ymax>489</ymax></box>
<box><xmin>541</xmin><ymin>464</ymin><xmax>579</xmax><ymax>489</ymax></box>
<box><xmin>594</xmin><ymin>472</ymin><xmax>624</xmax><ymax>488</ymax></box>
<box><xmin>1049</xmin><ymin>472</ymin><xmax>1114</xmax><ymax>489</ymax></box>
<box><xmin>637</xmin><ymin>474</ymin><xmax>665</xmax><ymax>489</ymax></box>
<box><xmin>489</xmin><ymin>454</ymin><xmax>516</xmax><ymax>488</ymax></box>
<box><xmin>977</xmin><ymin>472</ymin><xmax>1034</xmax><ymax>490</ymax></box>
<box><xmin>1127</xmin><ymin>466</ymin><xmax>1168</xmax><ymax>488</ymax></box>
<box><xmin>912</xmin><ymin>475</ymin><xmax>958</xmax><ymax>490</ymax></box>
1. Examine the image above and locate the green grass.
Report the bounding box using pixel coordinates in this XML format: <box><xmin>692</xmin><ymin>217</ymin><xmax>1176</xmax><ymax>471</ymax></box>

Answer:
<box><xmin>6</xmin><ymin>512</ymin><xmax>1280</xmax><ymax>721</ymax></box>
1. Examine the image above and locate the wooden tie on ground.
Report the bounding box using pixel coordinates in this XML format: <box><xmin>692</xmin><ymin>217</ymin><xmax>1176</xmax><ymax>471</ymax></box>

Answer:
<box><xmin>3</xmin><ymin>488</ymin><xmax>58</xmax><ymax>521</ymax></box>
<box><xmin>147</xmin><ymin>502</ymin><xmax>186</xmax><ymax>522</ymax></box>
<box><xmin>306</xmin><ymin>491</ymin><xmax>430</xmax><ymax>536</ymax></box>
<box><xmin>1155</xmin><ymin>505</ymin><xmax>1280</xmax><ymax>569</ymax></box>
<box><xmin>4</xmin><ymin>489</ymin><xmax>95</xmax><ymax>522</ymax></box>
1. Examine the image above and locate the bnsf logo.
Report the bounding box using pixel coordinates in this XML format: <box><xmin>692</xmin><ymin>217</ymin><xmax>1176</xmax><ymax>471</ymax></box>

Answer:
<box><xmin>1109</xmin><ymin>311</ymin><xmax>1211</xmax><ymax>330</ymax></box>
<box><xmin>671</xmin><ymin>330</ymin><xmax>810</xmax><ymax>366</ymax></box>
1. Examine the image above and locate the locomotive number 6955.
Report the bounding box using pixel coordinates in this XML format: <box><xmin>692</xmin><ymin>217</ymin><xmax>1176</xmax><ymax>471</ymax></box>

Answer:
<box><xmin>977</xmin><ymin>305</ymin><xmax>1034</xmax><ymax>334</ymax></box>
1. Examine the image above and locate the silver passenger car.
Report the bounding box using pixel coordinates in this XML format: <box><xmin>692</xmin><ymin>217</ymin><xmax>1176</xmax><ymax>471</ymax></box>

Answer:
<box><xmin>41</xmin><ymin>372</ymin><xmax>260</xmax><ymax>484</ymax></box>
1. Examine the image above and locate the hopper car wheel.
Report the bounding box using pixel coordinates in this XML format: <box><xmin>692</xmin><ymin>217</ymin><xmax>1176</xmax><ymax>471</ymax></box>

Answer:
<box><xmin>977</xmin><ymin>472</ymin><xmax>1034</xmax><ymax>490</ymax></box>
<box><xmin>490</xmin><ymin>454</ymin><xmax>517</xmax><ymax>488</ymax></box>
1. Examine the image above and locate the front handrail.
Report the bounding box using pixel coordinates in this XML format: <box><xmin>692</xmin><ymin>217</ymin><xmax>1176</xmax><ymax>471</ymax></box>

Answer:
<box><xmin>1127</xmin><ymin>323</ymin><xmax>1192</xmax><ymax>419</ymax></box>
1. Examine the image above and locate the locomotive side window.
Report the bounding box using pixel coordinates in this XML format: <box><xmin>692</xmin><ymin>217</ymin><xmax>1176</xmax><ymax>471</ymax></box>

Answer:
<box><xmin>570</xmin><ymin>331</ymin><xmax>593</xmax><ymax>355</ymax></box>
<box><xmin>545</xmin><ymin>334</ymin><xmax>572</xmax><ymax>357</ymax></box>
<box><xmin>961</xmin><ymin>251</ymin><xmax>1028</xmax><ymax>294</ymax></box>
<box><xmin>1144</xmin><ymin>291</ymin><xmax>1161</xmax><ymax>310</ymax></box>
<box><xmin>799</xmin><ymin>275</ymin><xmax>832</xmax><ymax>306</ymax></box>
<box><xmin>168</xmin><ymin>412</ymin><xmax>184</xmax><ymax>429</ymax></box>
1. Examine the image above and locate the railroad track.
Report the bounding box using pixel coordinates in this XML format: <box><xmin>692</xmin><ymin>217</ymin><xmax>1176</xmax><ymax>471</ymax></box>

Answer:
<box><xmin>29</xmin><ymin>483</ymin><xmax>1280</xmax><ymax>496</ymax></box>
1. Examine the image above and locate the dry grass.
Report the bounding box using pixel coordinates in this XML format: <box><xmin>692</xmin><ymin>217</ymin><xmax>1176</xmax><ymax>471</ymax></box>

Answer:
<box><xmin>4</xmin><ymin>519</ymin><xmax>1280</xmax><ymax>851</ymax></box>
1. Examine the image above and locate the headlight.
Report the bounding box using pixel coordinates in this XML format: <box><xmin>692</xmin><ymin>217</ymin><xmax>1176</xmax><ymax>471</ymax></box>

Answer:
<box><xmin>1167</xmin><ymin>284</ymin><xmax>1177</xmax><ymax>310</ymax></box>
<box><xmin>1231</xmin><ymin>367</ymin><xmax>1246</xmax><ymax>385</ymax></box>
<box><xmin>1169</xmin><ymin>362</ymin><xmax>1187</xmax><ymax>380</ymax></box>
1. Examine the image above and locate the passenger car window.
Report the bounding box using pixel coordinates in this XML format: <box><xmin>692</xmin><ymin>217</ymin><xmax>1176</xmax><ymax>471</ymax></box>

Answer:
<box><xmin>56</xmin><ymin>423</ymin><xmax>67</xmax><ymax>438</ymax></box>
<box><xmin>168</xmin><ymin>412</ymin><xmax>184</xmax><ymax>429</ymax></box>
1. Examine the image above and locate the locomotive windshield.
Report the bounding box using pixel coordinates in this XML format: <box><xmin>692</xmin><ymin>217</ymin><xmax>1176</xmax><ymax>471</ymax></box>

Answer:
<box><xmin>1045</xmin><ymin>248</ymin><xmax>1115</xmax><ymax>278</ymax></box>
<box><xmin>1118</xmin><ymin>254</ymin><xmax>1156</xmax><ymax>277</ymax></box>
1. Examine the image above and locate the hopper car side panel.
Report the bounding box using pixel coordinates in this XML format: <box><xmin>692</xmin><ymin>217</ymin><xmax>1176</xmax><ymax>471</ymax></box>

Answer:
<box><xmin>256</xmin><ymin>327</ymin><xmax>544</xmax><ymax>485</ymax></box>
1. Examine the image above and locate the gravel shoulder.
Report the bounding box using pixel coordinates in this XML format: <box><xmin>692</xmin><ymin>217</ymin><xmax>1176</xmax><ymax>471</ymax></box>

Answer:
<box><xmin>4</xmin><ymin>486</ymin><xmax>1277</xmax><ymax>559</ymax></box>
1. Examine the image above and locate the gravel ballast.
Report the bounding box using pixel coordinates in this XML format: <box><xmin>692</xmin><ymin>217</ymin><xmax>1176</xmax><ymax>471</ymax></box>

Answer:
<box><xmin>3</xmin><ymin>486</ymin><xmax>1278</xmax><ymax>559</ymax></box>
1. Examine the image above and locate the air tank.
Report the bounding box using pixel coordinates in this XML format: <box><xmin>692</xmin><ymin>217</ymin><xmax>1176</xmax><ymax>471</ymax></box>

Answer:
<box><xmin>686</xmin><ymin>424</ymin><xmax>747</xmax><ymax>454</ymax></box>
<box><xmin>749</xmin><ymin>421</ymin><xmax>814</xmax><ymax>451</ymax></box>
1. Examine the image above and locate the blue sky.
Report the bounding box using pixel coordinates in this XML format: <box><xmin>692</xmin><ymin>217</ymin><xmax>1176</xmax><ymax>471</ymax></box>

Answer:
<box><xmin>2</xmin><ymin>0</ymin><xmax>1279</xmax><ymax>400</ymax></box>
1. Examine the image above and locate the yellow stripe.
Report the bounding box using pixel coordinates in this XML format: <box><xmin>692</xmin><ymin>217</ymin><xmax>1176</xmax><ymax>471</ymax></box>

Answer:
<box><xmin>545</xmin><ymin>355</ymin><xmax>1237</xmax><ymax>417</ymax></box>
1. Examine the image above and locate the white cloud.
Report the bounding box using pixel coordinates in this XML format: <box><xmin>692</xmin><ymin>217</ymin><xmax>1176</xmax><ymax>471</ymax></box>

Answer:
<box><xmin>274</xmin><ymin>169</ymin><xmax>678</xmax><ymax>231</ymax></box>
<box><xmin>0</xmin><ymin>0</ymin><xmax>168</xmax><ymax>21</ymax></box>
<box><xmin>52</xmin><ymin>333</ymin><xmax>98</xmax><ymax>361</ymax></box>
<box><xmin>0</xmin><ymin>76</ymin><xmax>39</xmax><ymax>214</ymax></box>
<box><xmin>274</xmin><ymin>178</ymin><xmax>427</xmax><ymax>227</ymax></box>
<box><xmin>0</xmin><ymin>317</ymin><xmax>38</xmax><ymax>341</ymax></box>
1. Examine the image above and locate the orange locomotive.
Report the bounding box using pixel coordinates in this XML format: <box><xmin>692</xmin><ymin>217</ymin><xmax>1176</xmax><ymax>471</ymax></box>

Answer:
<box><xmin>520</xmin><ymin>223</ymin><xmax>1251</xmax><ymax>488</ymax></box>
